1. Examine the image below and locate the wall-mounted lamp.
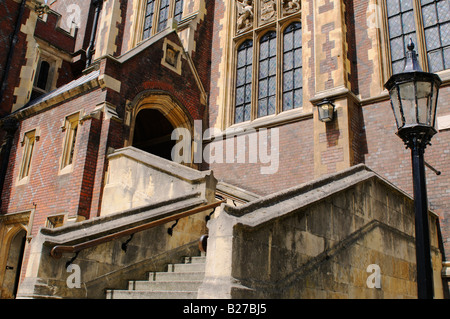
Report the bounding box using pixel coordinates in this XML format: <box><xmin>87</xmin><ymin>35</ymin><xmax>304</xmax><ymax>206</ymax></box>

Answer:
<box><xmin>315</xmin><ymin>99</ymin><xmax>335</xmax><ymax>122</ymax></box>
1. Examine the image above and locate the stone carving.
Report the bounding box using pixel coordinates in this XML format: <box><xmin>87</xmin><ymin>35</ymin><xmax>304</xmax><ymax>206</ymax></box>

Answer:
<box><xmin>282</xmin><ymin>0</ymin><xmax>301</xmax><ymax>15</ymax></box>
<box><xmin>165</xmin><ymin>45</ymin><xmax>179</xmax><ymax>67</ymax></box>
<box><xmin>260</xmin><ymin>0</ymin><xmax>276</xmax><ymax>23</ymax></box>
<box><xmin>236</xmin><ymin>0</ymin><xmax>254</xmax><ymax>33</ymax></box>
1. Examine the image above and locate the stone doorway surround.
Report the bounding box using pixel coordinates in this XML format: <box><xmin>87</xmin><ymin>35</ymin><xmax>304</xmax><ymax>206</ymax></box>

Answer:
<box><xmin>0</xmin><ymin>210</ymin><xmax>34</xmax><ymax>299</ymax></box>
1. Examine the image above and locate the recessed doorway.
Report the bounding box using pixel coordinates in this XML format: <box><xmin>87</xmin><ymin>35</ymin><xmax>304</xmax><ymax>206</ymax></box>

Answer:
<box><xmin>132</xmin><ymin>109</ymin><xmax>176</xmax><ymax>161</ymax></box>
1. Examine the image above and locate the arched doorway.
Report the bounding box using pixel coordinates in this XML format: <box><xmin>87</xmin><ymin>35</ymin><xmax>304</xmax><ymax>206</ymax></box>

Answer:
<box><xmin>2</xmin><ymin>229</ymin><xmax>26</xmax><ymax>299</ymax></box>
<box><xmin>132</xmin><ymin>109</ymin><xmax>176</xmax><ymax>160</ymax></box>
<box><xmin>128</xmin><ymin>92</ymin><xmax>194</xmax><ymax>163</ymax></box>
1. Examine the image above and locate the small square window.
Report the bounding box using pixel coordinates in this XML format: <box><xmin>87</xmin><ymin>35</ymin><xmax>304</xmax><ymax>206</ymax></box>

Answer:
<box><xmin>46</xmin><ymin>214</ymin><xmax>66</xmax><ymax>229</ymax></box>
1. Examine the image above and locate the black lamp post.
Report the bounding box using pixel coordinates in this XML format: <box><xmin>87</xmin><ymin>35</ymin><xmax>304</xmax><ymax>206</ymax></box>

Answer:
<box><xmin>384</xmin><ymin>39</ymin><xmax>441</xmax><ymax>299</ymax></box>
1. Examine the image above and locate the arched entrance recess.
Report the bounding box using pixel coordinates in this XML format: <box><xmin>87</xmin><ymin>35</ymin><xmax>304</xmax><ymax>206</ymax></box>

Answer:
<box><xmin>128</xmin><ymin>91</ymin><xmax>194</xmax><ymax>162</ymax></box>
<box><xmin>1</xmin><ymin>227</ymin><xmax>27</xmax><ymax>299</ymax></box>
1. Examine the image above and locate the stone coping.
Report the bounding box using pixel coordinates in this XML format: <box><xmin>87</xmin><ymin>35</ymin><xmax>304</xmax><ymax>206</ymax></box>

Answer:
<box><xmin>108</xmin><ymin>146</ymin><xmax>215</xmax><ymax>184</ymax></box>
<box><xmin>221</xmin><ymin>164</ymin><xmax>432</xmax><ymax>226</ymax></box>
<box><xmin>41</xmin><ymin>191</ymin><xmax>205</xmax><ymax>246</ymax></box>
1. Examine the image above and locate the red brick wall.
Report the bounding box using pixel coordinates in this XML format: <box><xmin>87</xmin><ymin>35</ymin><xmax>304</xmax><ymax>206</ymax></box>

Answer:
<box><xmin>190</xmin><ymin>0</ymin><xmax>215</xmax><ymax>96</ymax></box>
<box><xmin>362</xmin><ymin>85</ymin><xmax>450</xmax><ymax>258</ymax></box>
<box><xmin>0</xmin><ymin>1</ymin><xmax>30</xmax><ymax>116</ymax></box>
<box><xmin>35</xmin><ymin>11</ymin><xmax>76</xmax><ymax>53</ymax></box>
<box><xmin>1</xmin><ymin>87</ymin><xmax>106</xmax><ymax>236</ymax></box>
<box><xmin>347</xmin><ymin>0</ymin><xmax>374</xmax><ymax>99</ymax></box>
<box><xmin>0</xmin><ymin>0</ymin><xmax>21</xmax><ymax>87</ymax></box>
<box><xmin>107</xmin><ymin>32</ymin><xmax>206</xmax><ymax>121</ymax></box>
<box><xmin>209</xmin><ymin>119</ymin><xmax>314</xmax><ymax>196</ymax></box>
<box><xmin>47</xmin><ymin>0</ymin><xmax>94</xmax><ymax>52</ymax></box>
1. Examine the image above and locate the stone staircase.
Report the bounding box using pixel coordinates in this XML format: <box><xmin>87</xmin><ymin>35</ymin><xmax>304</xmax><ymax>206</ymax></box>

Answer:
<box><xmin>105</xmin><ymin>255</ymin><xmax>206</xmax><ymax>299</ymax></box>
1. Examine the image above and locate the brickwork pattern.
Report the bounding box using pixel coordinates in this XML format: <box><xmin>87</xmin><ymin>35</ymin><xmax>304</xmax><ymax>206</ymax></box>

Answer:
<box><xmin>0</xmin><ymin>0</ymin><xmax>20</xmax><ymax>85</ymax></box>
<box><xmin>1</xmin><ymin>88</ymin><xmax>106</xmax><ymax>235</ymax></box>
<box><xmin>0</xmin><ymin>1</ymin><xmax>30</xmax><ymax>116</ymax></box>
<box><xmin>210</xmin><ymin>119</ymin><xmax>315</xmax><ymax>196</ymax></box>
<box><xmin>363</xmin><ymin>86</ymin><xmax>450</xmax><ymax>258</ymax></box>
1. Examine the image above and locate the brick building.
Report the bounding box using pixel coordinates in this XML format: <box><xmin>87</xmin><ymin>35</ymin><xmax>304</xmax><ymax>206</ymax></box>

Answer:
<box><xmin>0</xmin><ymin>0</ymin><xmax>448</xmax><ymax>299</ymax></box>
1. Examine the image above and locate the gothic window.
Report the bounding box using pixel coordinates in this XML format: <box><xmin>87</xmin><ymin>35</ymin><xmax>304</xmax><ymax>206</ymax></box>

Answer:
<box><xmin>36</xmin><ymin>61</ymin><xmax>50</xmax><ymax>91</ymax></box>
<box><xmin>173</xmin><ymin>0</ymin><xmax>184</xmax><ymax>22</ymax></box>
<box><xmin>283</xmin><ymin>22</ymin><xmax>302</xmax><ymax>111</ymax></box>
<box><xmin>32</xmin><ymin>56</ymin><xmax>57</xmax><ymax>101</ymax></box>
<box><xmin>235</xmin><ymin>40</ymin><xmax>253</xmax><ymax>123</ymax></box>
<box><xmin>142</xmin><ymin>0</ymin><xmax>156</xmax><ymax>40</ymax></box>
<box><xmin>18</xmin><ymin>130</ymin><xmax>37</xmax><ymax>181</ymax></box>
<box><xmin>258</xmin><ymin>31</ymin><xmax>277</xmax><ymax>118</ymax></box>
<box><xmin>421</xmin><ymin>0</ymin><xmax>450</xmax><ymax>72</ymax></box>
<box><xmin>142</xmin><ymin>0</ymin><xmax>184</xmax><ymax>40</ymax></box>
<box><xmin>158</xmin><ymin>0</ymin><xmax>170</xmax><ymax>32</ymax></box>
<box><xmin>60</xmin><ymin>113</ymin><xmax>79</xmax><ymax>172</ymax></box>
<box><xmin>386</xmin><ymin>0</ymin><xmax>449</xmax><ymax>74</ymax></box>
<box><xmin>232</xmin><ymin>0</ymin><xmax>301</xmax><ymax>124</ymax></box>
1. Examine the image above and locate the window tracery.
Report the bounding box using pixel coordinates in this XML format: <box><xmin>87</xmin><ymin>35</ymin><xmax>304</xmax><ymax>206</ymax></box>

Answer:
<box><xmin>232</xmin><ymin>0</ymin><xmax>301</xmax><ymax>124</ymax></box>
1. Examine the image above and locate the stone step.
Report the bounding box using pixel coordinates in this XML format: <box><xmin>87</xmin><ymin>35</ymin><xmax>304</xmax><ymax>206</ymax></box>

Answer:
<box><xmin>129</xmin><ymin>280</ymin><xmax>203</xmax><ymax>291</ymax></box>
<box><xmin>183</xmin><ymin>256</ymin><xmax>206</xmax><ymax>264</ymax></box>
<box><xmin>149</xmin><ymin>271</ymin><xmax>205</xmax><ymax>282</ymax></box>
<box><xmin>106</xmin><ymin>289</ymin><xmax>197</xmax><ymax>299</ymax></box>
<box><xmin>167</xmin><ymin>261</ymin><xmax>205</xmax><ymax>273</ymax></box>
<box><xmin>106</xmin><ymin>254</ymin><xmax>206</xmax><ymax>299</ymax></box>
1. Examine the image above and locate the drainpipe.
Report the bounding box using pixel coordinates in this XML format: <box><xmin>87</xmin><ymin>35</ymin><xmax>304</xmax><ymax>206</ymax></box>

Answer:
<box><xmin>0</xmin><ymin>0</ymin><xmax>27</xmax><ymax>117</ymax></box>
<box><xmin>0</xmin><ymin>117</ymin><xmax>18</xmax><ymax>212</ymax></box>
<box><xmin>86</xmin><ymin>0</ymin><xmax>103</xmax><ymax>68</ymax></box>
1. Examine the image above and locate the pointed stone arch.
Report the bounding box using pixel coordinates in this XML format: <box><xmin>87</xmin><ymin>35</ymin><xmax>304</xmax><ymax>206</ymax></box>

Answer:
<box><xmin>0</xmin><ymin>220</ymin><xmax>28</xmax><ymax>299</ymax></box>
<box><xmin>126</xmin><ymin>90</ymin><xmax>194</xmax><ymax>162</ymax></box>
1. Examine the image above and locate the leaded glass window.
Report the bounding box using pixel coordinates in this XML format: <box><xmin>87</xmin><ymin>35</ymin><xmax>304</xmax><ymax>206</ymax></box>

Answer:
<box><xmin>142</xmin><ymin>0</ymin><xmax>184</xmax><ymax>39</ymax></box>
<box><xmin>158</xmin><ymin>0</ymin><xmax>170</xmax><ymax>32</ymax></box>
<box><xmin>235</xmin><ymin>40</ymin><xmax>253</xmax><ymax>123</ymax></box>
<box><xmin>231</xmin><ymin>2</ymin><xmax>302</xmax><ymax>125</ymax></box>
<box><xmin>143</xmin><ymin>0</ymin><xmax>156</xmax><ymax>40</ymax></box>
<box><xmin>283</xmin><ymin>22</ymin><xmax>303</xmax><ymax>111</ymax></box>
<box><xmin>386</xmin><ymin>0</ymin><xmax>417</xmax><ymax>74</ymax></box>
<box><xmin>386</xmin><ymin>0</ymin><xmax>449</xmax><ymax>74</ymax></box>
<box><xmin>174</xmin><ymin>0</ymin><xmax>184</xmax><ymax>22</ymax></box>
<box><xmin>421</xmin><ymin>0</ymin><xmax>450</xmax><ymax>72</ymax></box>
<box><xmin>258</xmin><ymin>31</ymin><xmax>277</xmax><ymax>118</ymax></box>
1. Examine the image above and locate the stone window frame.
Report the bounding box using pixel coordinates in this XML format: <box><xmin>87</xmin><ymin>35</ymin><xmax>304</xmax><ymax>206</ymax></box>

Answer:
<box><xmin>161</xmin><ymin>38</ymin><xmax>183</xmax><ymax>75</ymax></box>
<box><xmin>138</xmin><ymin>0</ymin><xmax>185</xmax><ymax>42</ymax></box>
<box><xmin>17</xmin><ymin>128</ymin><xmax>40</xmax><ymax>184</ymax></box>
<box><xmin>32</xmin><ymin>52</ymin><xmax>60</xmax><ymax>96</ymax></box>
<box><xmin>380</xmin><ymin>0</ymin><xmax>450</xmax><ymax>81</ymax></box>
<box><xmin>59</xmin><ymin>111</ymin><xmax>81</xmax><ymax>175</ymax></box>
<box><xmin>46</xmin><ymin>213</ymin><xmax>68</xmax><ymax>229</ymax></box>
<box><xmin>229</xmin><ymin>5</ymin><xmax>302</xmax><ymax>126</ymax></box>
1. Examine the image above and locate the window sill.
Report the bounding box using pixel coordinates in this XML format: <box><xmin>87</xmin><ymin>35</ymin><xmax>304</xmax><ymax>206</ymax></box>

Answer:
<box><xmin>16</xmin><ymin>176</ymin><xmax>30</xmax><ymax>186</ymax></box>
<box><xmin>437</xmin><ymin>69</ymin><xmax>450</xmax><ymax>85</ymax></box>
<box><xmin>206</xmin><ymin>109</ymin><xmax>313</xmax><ymax>141</ymax></box>
<box><xmin>58</xmin><ymin>164</ymin><xmax>74</xmax><ymax>176</ymax></box>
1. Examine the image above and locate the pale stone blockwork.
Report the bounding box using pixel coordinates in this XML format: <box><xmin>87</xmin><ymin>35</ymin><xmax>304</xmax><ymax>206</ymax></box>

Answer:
<box><xmin>101</xmin><ymin>147</ymin><xmax>217</xmax><ymax>216</ymax></box>
<box><xmin>198</xmin><ymin>165</ymin><xmax>444</xmax><ymax>299</ymax></box>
